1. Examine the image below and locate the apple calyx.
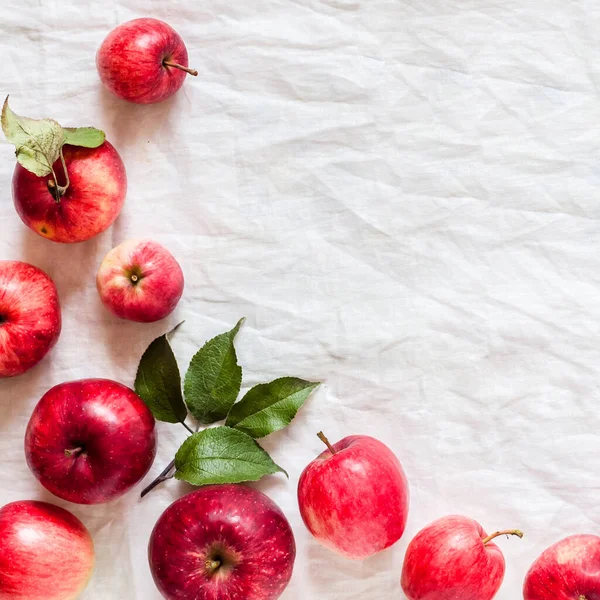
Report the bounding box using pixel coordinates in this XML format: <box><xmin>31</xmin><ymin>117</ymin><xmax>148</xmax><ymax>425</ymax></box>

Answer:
<box><xmin>317</xmin><ymin>431</ymin><xmax>337</xmax><ymax>455</ymax></box>
<box><xmin>481</xmin><ymin>529</ymin><xmax>524</xmax><ymax>546</ymax></box>
<box><xmin>163</xmin><ymin>60</ymin><xmax>198</xmax><ymax>77</ymax></box>
<box><xmin>64</xmin><ymin>447</ymin><xmax>84</xmax><ymax>458</ymax></box>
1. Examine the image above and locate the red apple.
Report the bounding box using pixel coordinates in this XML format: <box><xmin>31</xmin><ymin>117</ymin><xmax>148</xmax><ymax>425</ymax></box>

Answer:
<box><xmin>401</xmin><ymin>515</ymin><xmax>523</xmax><ymax>600</ymax></box>
<box><xmin>523</xmin><ymin>534</ymin><xmax>600</xmax><ymax>600</ymax></box>
<box><xmin>149</xmin><ymin>484</ymin><xmax>296</xmax><ymax>600</ymax></box>
<box><xmin>0</xmin><ymin>500</ymin><xmax>94</xmax><ymax>600</ymax></box>
<box><xmin>96</xmin><ymin>238</ymin><xmax>184</xmax><ymax>322</ymax></box>
<box><xmin>97</xmin><ymin>18</ymin><xmax>198</xmax><ymax>104</ymax></box>
<box><xmin>297</xmin><ymin>433</ymin><xmax>409</xmax><ymax>559</ymax></box>
<box><xmin>13</xmin><ymin>140</ymin><xmax>127</xmax><ymax>243</ymax></box>
<box><xmin>0</xmin><ymin>260</ymin><xmax>61</xmax><ymax>378</ymax></box>
<box><xmin>25</xmin><ymin>378</ymin><xmax>157</xmax><ymax>504</ymax></box>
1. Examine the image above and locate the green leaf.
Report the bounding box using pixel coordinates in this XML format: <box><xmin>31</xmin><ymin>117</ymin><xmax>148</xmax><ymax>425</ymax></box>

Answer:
<box><xmin>134</xmin><ymin>329</ymin><xmax>188</xmax><ymax>424</ymax></box>
<box><xmin>1</xmin><ymin>96</ymin><xmax>64</xmax><ymax>177</ymax></box>
<box><xmin>226</xmin><ymin>378</ymin><xmax>320</xmax><ymax>438</ymax></box>
<box><xmin>184</xmin><ymin>319</ymin><xmax>244</xmax><ymax>424</ymax></box>
<box><xmin>174</xmin><ymin>426</ymin><xmax>286</xmax><ymax>486</ymax></box>
<box><xmin>63</xmin><ymin>127</ymin><xmax>105</xmax><ymax>148</ymax></box>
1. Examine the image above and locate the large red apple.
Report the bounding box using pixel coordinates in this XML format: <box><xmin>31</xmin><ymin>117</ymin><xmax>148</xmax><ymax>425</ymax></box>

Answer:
<box><xmin>523</xmin><ymin>534</ymin><xmax>600</xmax><ymax>600</ymax></box>
<box><xmin>297</xmin><ymin>433</ymin><xmax>409</xmax><ymax>559</ymax></box>
<box><xmin>149</xmin><ymin>485</ymin><xmax>296</xmax><ymax>600</ymax></box>
<box><xmin>0</xmin><ymin>260</ymin><xmax>61</xmax><ymax>378</ymax></box>
<box><xmin>96</xmin><ymin>238</ymin><xmax>184</xmax><ymax>322</ymax></box>
<box><xmin>25</xmin><ymin>378</ymin><xmax>157</xmax><ymax>504</ymax></box>
<box><xmin>0</xmin><ymin>500</ymin><xmax>94</xmax><ymax>600</ymax></box>
<box><xmin>401</xmin><ymin>515</ymin><xmax>523</xmax><ymax>600</ymax></box>
<box><xmin>12</xmin><ymin>140</ymin><xmax>127</xmax><ymax>243</ymax></box>
<box><xmin>97</xmin><ymin>18</ymin><xmax>198</xmax><ymax>104</ymax></box>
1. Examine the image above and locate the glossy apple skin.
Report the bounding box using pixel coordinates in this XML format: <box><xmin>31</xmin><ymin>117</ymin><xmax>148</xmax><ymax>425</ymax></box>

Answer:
<box><xmin>149</xmin><ymin>485</ymin><xmax>296</xmax><ymax>600</ymax></box>
<box><xmin>0</xmin><ymin>260</ymin><xmax>61</xmax><ymax>378</ymax></box>
<box><xmin>298</xmin><ymin>435</ymin><xmax>409</xmax><ymax>559</ymax></box>
<box><xmin>97</xmin><ymin>18</ymin><xmax>191</xmax><ymax>104</ymax></box>
<box><xmin>12</xmin><ymin>141</ymin><xmax>127</xmax><ymax>243</ymax></box>
<box><xmin>401</xmin><ymin>515</ymin><xmax>507</xmax><ymax>600</ymax></box>
<box><xmin>0</xmin><ymin>500</ymin><xmax>94</xmax><ymax>600</ymax></box>
<box><xmin>96</xmin><ymin>239</ymin><xmax>184</xmax><ymax>322</ymax></box>
<box><xmin>523</xmin><ymin>534</ymin><xmax>600</xmax><ymax>600</ymax></box>
<box><xmin>25</xmin><ymin>378</ymin><xmax>157</xmax><ymax>504</ymax></box>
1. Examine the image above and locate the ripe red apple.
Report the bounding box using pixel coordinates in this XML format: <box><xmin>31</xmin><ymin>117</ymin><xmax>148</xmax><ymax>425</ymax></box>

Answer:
<box><xmin>0</xmin><ymin>260</ymin><xmax>61</xmax><ymax>378</ymax></box>
<box><xmin>13</xmin><ymin>141</ymin><xmax>127</xmax><ymax>243</ymax></box>
<box><xmin>523</xmin><ymin>534</ymin><xmax>600</xmax><ymax>600</ymax></box>
<box><xmin>97</xmin><ymin>18</ymin><xmax>198</xmax><ymax>104</ymax></box>
<box><xmin>401</xmin><ymin>515</ymin><xmax>523</xmax><ymax>600</ymax></box>
<box><xmin>96</xmin><ymin>238</ymin><xmax>184</xmax><ymax>322</ymax></box>
<box><xmin>149</xmin><ymin>484</ymin><xmax>296</xmax><ymax>600</ymax></box>
<box><xmin>0</xmin><ymin>500</ymin><xmax>94</xmax><ymax>600</ymax></box>
<box><xmin>25</xmin><ymin>378</ymin><xmax>157</xmax><ymax>504</ymax></box>
<box><xmin>297</xmin><ymin>433</ymin><xmax>409</xmax><ymax>559</ymax></box>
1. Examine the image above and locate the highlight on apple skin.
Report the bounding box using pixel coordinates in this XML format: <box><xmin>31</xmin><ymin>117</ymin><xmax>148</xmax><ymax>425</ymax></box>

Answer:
<box><xmin>25</xmin><ymin>378</ymin><xmax>157</xmax><ymax>505</ymax></box>
<box><xmin>149</xmin><ymin>484</ymin><xmax>296</xmax><ymax>600</ymax></box>
<box><xmin>523</xmin><ymin>534</ymin><xmax>600</xmax><ymax>600</ymax></box>
<box><xmin>0</xmin><ymin>260</ymin><xmax>61</xmax><ymax>378</ymax></box>
<box><xmin>97</xmin><ymin>18</ymin><xmax>198</xmax><ymax>104</ymax></box>
<box><xmin>297</xmin><ymin>433</ymin><xmax>410</xmax><ymax>559</ymax></box>
<box><xmin>96</xmin><ymin>238</ymin><xmax>185</xmax><ymax>323</ymax></box>
<box><xmin>0</xmin><ymin>500</ymin><xmax>94</xmax><ymax>600</ymax></box>
<box><xmin>12</xmin><ymin>140</ymin><xmax>127</xmax><ymax>243</ymax></box>
<box><xmin>401</xmin><ymin>515</ymin><xmax>523</xmax><ymax>600</ymax></box>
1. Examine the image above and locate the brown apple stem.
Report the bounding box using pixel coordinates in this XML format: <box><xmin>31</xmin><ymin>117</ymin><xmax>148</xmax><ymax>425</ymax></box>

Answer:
<box><xmin>482</xmin><ymin>529</ymin><xmax>524</xmax><ymax>545</ymax></box>
<box><xmin>48</xmin><ymin>148</ymin><xmax>70</xmax><ymax>202</ymax></box>
<box><xmin>317</xmin><ymin>431</ymin><xmax>337</xmax><ymax>455</ymax></box>
<box><xmin>163</xmin><ymin>60</ymin><xmax>198</xmax><ymax>76</ymax></box>
<box><xmin>140</xmin><ymin>459</ymin><xmax>176</xmax><ymax>498</ymax></box>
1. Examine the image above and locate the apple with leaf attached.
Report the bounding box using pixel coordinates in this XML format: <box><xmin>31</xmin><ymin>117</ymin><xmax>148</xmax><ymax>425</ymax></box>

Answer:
<box><xmin>2</xmin><ymin>97</ymin><xmax>126</xmax><ymax>243</ymax></box>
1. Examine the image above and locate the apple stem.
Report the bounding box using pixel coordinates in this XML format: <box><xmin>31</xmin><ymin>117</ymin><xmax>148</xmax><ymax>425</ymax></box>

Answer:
<box><xmin>482</xmin><ymin>529</ymin><xmax>524</xmax><ymax>545</ymax></box>
<box><xmin>317</xmin><ymin>431</ymin><xmax>337</xmax><ymax>455</ymax></box>
<box><xmin>140</xmin><ymin>459</ymin><xmax>176</xmax><ymax>498</ymax></box>
<box><xmin>48</xmin><ymin>147</ymin><xmax>70</xmax><ymax>202</ymax></box>
<box><xmin>163</xmin><ymin>60</ymin><xmax>198</xmax><ymax>76</ymax></box>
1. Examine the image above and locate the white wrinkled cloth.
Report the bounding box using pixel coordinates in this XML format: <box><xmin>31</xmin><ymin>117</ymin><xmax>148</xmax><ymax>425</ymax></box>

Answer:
<box><xmin>1</xmin><ymin>1</ymin><xmax>599</xmax><ymax>598</ymax></box>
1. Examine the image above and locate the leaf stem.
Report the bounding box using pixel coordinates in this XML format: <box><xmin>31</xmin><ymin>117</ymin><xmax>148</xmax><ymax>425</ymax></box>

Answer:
<box><xmin>482</xmin><ymin>529</ymin><xmax>524</xmax><ymax>545</ymax></box>
<box><xmin>182</xmin><ymin>421</ymin><xmax>195</xmax><ymax>435</ymax></box>
<box><xmin>163</xmin><ymin>60</ymin><xmax>198</xmax><ymax>76</ymax></box>
<box><xmin>317</xmin><ymin>431</ymin><xmax>337</xmax><ymax>455</ymax></box>
<box><xmin>140</xmin><ymin>459</ymin><xmax>176</xmax><ymax>498</ymax></box>
<box><xmin>48</xmin><ymin>146</ymin><xmax>70</xmax><ymax>202</ymax></box>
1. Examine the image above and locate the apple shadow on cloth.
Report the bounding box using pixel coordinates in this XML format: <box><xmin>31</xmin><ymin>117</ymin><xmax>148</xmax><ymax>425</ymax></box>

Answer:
<box><xmin>18</xmin><ymin>227</ymin><xmax>103</xmax><ymax>302</ymax></box>
<box><xmin>96</xmin><ymin>85</ymin><xmax>182</xmax><ymax>151</ymax></box>
<box><xmin>0</xmin><ymin>359</ymin><xmax>52</xmax><ymax>433</ymax></box>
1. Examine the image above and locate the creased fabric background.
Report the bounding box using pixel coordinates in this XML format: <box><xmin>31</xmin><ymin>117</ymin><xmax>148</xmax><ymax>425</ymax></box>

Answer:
<box><xmin>1</xmin><ymin>1</ymin><xmax>599</xmax><ymax>598</ymax></box>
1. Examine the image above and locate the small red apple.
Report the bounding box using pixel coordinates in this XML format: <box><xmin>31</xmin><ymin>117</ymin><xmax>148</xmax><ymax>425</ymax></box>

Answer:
<box><xmin>297</xmin><ymin>433</ymin><xmax>409</xmax><ymax>559</ymax></box>
<box><xmin>0</xmin><ymin>260</ymin><xmax>61</xmax><ymax>378</ymax></box>
<box><xmin>97</xmin><ymin>18</ymin><xmax>198</xmax><ymax>104</ymax></box>
<box><xmin>523</xmin><ymin>534</ymin><xmax>600</xmax><ymax>600</ymax></box>
<box><xmin>0</xmin><ymin>500</ymin><xmax>94</xmax><ymax>600</ymax></box>
<box><xmin>13</xmin><ymin>141</ymin><xmax>127</xmax><ymax>243</ymax></box>
<box><xmin>96</xmin><ymin>238</ymin><xmax>184</xmax><ymax>322</ymax></box>
<box><xmin>25</xmin><ymin>378</ymin><xmax>157</xmax><ymax>504</ymax></box>
<box><xmin>401</xmin><ymin>515</ymin><xmax>523</xmax><ymax>600</ymax></box>
<box><xmin>149</xmin><ymin>484</ymin><xmax>296</xmax><ymax>600</ymax></box>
